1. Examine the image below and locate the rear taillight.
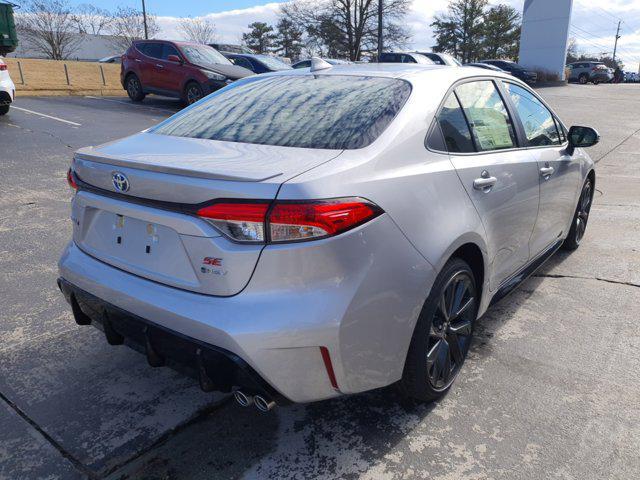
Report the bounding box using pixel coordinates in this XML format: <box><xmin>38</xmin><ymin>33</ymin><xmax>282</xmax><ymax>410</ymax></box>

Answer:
<box><xmin>0</xmin><ymin>63</ymin><xmax>7</xmax><ymax>71</ymax></box>
<box><xmin>67</xmin><ymin>168</ymin><xmax>78</xmax><ymax>190</ymax></box>
<box><xmin>197</xmin><ymin>198</ymin><xmax>382</xmax><ymax>244</ymax></box>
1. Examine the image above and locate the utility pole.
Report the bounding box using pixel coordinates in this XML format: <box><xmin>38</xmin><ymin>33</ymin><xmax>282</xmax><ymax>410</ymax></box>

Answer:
<box><xmin>377</xmin><ymin>0</ymin><xmax>383</xmax><ymax>61</ymax></box>
<box><xmin>142</xmin><ymin>0</ymin><xmax>149</xmax><ymax>40</ymax></box>
<box><xmin>612</xmin><ymin>20</ymin><xmax>621</xmax><ymax>65</ymax></box>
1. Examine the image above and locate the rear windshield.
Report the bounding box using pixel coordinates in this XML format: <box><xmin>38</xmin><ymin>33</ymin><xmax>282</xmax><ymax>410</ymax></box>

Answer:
<box><xmin>152</xmin><ymin>75</ymin><xmax>411</xmax><ymax>150</ymax></box>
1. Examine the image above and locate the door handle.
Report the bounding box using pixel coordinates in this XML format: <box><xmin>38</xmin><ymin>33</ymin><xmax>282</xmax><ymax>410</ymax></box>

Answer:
<box><xmin>539</xmin><ymin>166</ymin><xmax>555</xmax><ymax>178</ymax></box>
<box><xmin>473</xmin><ymin>174</ymin><xmax>497</xmax><ymax>191</ymax></box>
<box><xmin>156</xmin><ymin>64</ymin><xmax>164</xmax><ymax>69</ymax></box>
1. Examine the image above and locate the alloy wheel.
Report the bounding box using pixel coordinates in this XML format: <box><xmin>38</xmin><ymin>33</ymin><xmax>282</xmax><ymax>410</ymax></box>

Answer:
<box><xmin>187</xmin><ymin>85</ymin><xmax>203</xmax><ymax>104</ymax></box>
<box><xmin>575</xmin><ymin>180</ymin><xmax>592</xmax><ymax>244</ymax></box>
<box><xmin>127</xmin><ymin>77</ymin><xmax>140</xmax><ymax>98</ymax></box>
<box><xmin>426</xmin><ymin>271</ymin><xmax>476</xmax><ymax>391</ymax></box>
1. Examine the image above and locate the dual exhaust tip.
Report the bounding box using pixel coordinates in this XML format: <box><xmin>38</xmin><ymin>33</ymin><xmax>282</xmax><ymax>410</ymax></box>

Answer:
<box><xmin>233</xmin><ymin>390</ymin><xmax>276</xmax><ymax>412</ymax></box>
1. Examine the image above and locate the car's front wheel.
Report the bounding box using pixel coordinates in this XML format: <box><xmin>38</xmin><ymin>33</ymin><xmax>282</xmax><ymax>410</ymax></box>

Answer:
<box><xmin>562</xmin><ymin>177</ymin><xmax>594</xmax><ymax>250</ymax></box>
<box><xmin>126</xmin><ymin>74</ymin><xmax>145</xmax><ymax>102</ymax></box>
<box><xmin>0</xmin><ymin>105</ymin><xmax>9</xmax><ymax>116</ymax></box>
<box><xmin>184</xmin><ymin>82</ymin><xmax>204</xmax><ymax>105</ymax></box>
<box><xmin>579</xmin><ymin>74</ymin><xmax>588</xmax><ymax>84</ymax></box>
<box><xmin>399</xmin><ymin>257</ymin><xmax>478</xmax><ymax>402</ymax></box>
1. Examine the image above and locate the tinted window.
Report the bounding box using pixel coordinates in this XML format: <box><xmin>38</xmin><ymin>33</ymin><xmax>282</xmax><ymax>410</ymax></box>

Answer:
<box><xmin>401</xmin><ymin>54</ymin><xmax>416</xmax><ymax>63</ymax></box>
<box><xmin>455</xmin><ymin>80</ymin><xmax>517</xmax><ymax>151</ymax></box>
<box><xmin>504</xmin><ymin>82</ymin><xmax>560</xmax><ymax>146</ymax></box>
<box><xmin>162</xmin><ymin>44</ymin><xmax>180</xmax><ymax>60</ymax></box>
<box><xmin>423</xmin><ymin>53</ymin><xmax>445</xmax><ymax>65</ymax></box>
<box><xmin>153</xmin><ymin>75</ymin><xmax>411</xmax><ymax>150</ymax></box>
<box><xmin>140</xmin><ymin>42</ymin><xmax>162</xmax><ymax>59</ymax></box>
<box><xmin>294</xmin><ymin>60</ymin><xmax>310</xmax><ymax>69</ymax></box>
<box><xmin>437</xmin><ymin>93</ymin><xmax>475</xmax><ymax>153</ymax></box>
<box><xmin>232</xmin><ymin>56</ymin><xmax>254</xmax><ymax>71</ymax></box>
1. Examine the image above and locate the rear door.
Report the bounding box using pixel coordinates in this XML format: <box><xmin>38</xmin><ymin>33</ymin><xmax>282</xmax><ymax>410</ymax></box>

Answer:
<box><xmin>443</xmin><ymin>79</ymin><xmax>540</xmax><ymax>290</ymax></box>
<box><xmin>502</xmin><ymin>81</ymin><xmax>582</xmax><ymax>256</ymax></box>
<box><xmin>136</xmin><ymin>42</ymin><xmax>163</xmax><ymax>89</ymax></box>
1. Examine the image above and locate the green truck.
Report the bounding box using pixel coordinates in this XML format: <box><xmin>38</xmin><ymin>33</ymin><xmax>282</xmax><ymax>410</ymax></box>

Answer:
<box><xmin>0</xmin><ymin>1</ymin><xmax>18</xmax><ymax>56</ymax></box>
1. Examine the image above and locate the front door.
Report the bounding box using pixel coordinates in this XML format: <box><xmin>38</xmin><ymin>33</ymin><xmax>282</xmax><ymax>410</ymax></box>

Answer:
<box><xmin>154</xmin><ymin>43</ymin><xmax>184</xmax><ymax>93</ymax></box>
<box><xmin>501</xmin><ymin>82</ymin><xmax>582</xmax><ymax>256</ymax></box>
<box><xmin>442</xmin><ymin>80</ymin><xmax>540</xmax><ymax>291</ymax></box>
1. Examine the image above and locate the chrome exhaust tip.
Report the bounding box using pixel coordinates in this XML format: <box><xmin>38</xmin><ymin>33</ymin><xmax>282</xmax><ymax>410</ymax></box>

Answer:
<box><xmin>233</xmin><ymin>390</ymin><xmax>253</xmax><ymax>407</ymax></box>
<box><xmin>253</xmin><ymin>394</ymin><xmax>276</xmax><ymax>412</ymax></box>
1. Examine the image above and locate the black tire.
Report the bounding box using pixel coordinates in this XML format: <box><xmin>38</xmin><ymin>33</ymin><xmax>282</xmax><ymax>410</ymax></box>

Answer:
<box><xmin>593</xmin><ymin>79</ymin><xmax>600</xmax><ymax>85</ymax></box>
<box><xmin>184</xmin><ymin>81</ymin><xmax>204</xmax><ymax>105</ymax></box>
<box><xmin>579</xmin><ymin>74</ymin><xmax>588</xmax><ymax>85</ymax></box>
<box><xmin>562</xmin><ymin>177</ymin><xmax>594</xmax><ymax>251</ymax></box>
<box><xmin>0</xmin><ymin>104</ymin><xmax>9</xmax><ymax>116</ymax></box>
<box><xmin>399</xmin><ymin>257</ymin><xmax>478</xmax><ymax>402</ymax></box>
<box><xmin>125</xmin><ymin>74</ymin><xmax>145</xmax><ymax>102</ymax></box>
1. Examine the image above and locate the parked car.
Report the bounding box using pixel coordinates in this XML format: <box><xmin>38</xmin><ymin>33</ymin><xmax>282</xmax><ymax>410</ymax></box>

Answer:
<box><xmin>566</xmin><ymin>62</ymin><xmax>612</xmax><ymax>85</ymax></box>
<box><xmin>479</xmin><ymin>59</ymin><xmax>537</xmax><ymax>84</ymax></box>
<box><xmin>99</xmin><ymin>54</ymin><xmax>122</xmax><ymax>64</ymax></box>
<box><xmin>0</xmin><ymin>56</ymin><xmax>15</xmax><ymax>115</ymax></box>
<box><xmin>623</xmin><ymin>71</ymin><xmax>639</xmax><ymax>83</ymax></box>
<box><xmin>60</xmin><ymin>63</ymin><xmax>598</xmax><ymax>408</ymax></box>
<box><xmin>121</xmin><ymin>40</ymin><xmax>253</xmax><ymax>104</ymax></box>
<box><xmin>209</xmin><ymin>43</ymin><xmax>254</xmax><ymax>54</ymax></box>
<box><xmin>224</xmin><ymin>53</ymin><xmax>292</xmax><ymax>74</ymax></box>
<box><xmin>464</xmin><ymin>62</ymin><xmax>508</xmax><ymax>73</ymax></box>
<box><xmin>292</xmin><ymin>58</ymin><xmax>351</xmax><ymax>69</ymax></box>
<box><xmin>378</xmin><ymin>52</ymin><xmax>434</xmax><ymax>64</ymax></box>
<box><xmin>414</xmin><ymin>51</ymin><xmax>462</xmax><ymax>66</ymax></box>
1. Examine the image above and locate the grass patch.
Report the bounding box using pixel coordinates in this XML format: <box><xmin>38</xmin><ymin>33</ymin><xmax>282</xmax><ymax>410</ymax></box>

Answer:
<box><xmin>4</xmin><ymin>58</ymin><xmax>126</xmax><ymax>96</ymax></box>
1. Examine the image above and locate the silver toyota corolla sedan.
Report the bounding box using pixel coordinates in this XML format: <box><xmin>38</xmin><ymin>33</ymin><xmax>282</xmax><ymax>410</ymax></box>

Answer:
<box><xmin>58</xmin><ymin>61</ymin><xmax>598</xmax><ymax>410</ymax></box>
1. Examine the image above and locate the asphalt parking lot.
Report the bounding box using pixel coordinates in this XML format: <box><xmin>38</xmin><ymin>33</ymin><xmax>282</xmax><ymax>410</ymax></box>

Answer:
<box><xmin>1</xmin><ymin>84</ymin><xmax>639</xmax><ymax>480</ymax></box>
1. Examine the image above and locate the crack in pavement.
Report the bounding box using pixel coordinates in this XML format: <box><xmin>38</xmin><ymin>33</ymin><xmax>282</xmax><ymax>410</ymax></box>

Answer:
<box><xmin>5</xmin><ymin>121</ymin><xmax>75</xmax><ymax>150</ymax></box>
<box><xmin>0</xmin><ymin>390</ymin><xmax>98</xmax><ymax>480</ymax></box>
<box><xmin>533</xmin><ymin>273</ymin><xmax>640</xmax><ymax>289</ymax></box>
<box><xmin>596</xmin><ymin>124</ymin><xmax>640</xmax><ymax>163</ymax></box>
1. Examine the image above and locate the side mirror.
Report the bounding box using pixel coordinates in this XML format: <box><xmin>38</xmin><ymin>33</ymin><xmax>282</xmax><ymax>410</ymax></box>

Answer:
<box><xmin>167</xmin><ymin>54</ymin><xmax>182</xmax><ymax>64</ymax></box>
<box><xmin>566</xmin><ymin>125</ymin><xmax>599</xmax><ymax>155</ymax></box>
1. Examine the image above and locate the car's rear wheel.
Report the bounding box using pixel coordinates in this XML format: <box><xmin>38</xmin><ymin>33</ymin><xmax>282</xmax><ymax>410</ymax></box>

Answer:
<box><xmin>593</xmin><ymin>79</ymin><xmax>600</xmax><ymax>85</ymax></box>
<box><xmin>0</xmin><ymin>105</ymin><xmax>9</xmax><ymax>116</ymax></box>
<box><xmin>579</xmin><ymin>74</ymin><xmax>588</xmax><ymax>84</ymax></box>
<box><xmin>184</xmin><ymin>82</ymin><xmax>204</xmax><ymax>105</ymax></box>
<box><xmin>399</xmin><ymin>257</ymin><xmax>477</xmax><ymax>402</ymax></box>
<box><xmin>562</xmin><ymin>177</ymin><xmax>594</xmax><ymax>250</ymax></box>
<box><xmin>126</xmin><ymin>74</ymin><xmax>145</xmax><ymax>102</ymax></box>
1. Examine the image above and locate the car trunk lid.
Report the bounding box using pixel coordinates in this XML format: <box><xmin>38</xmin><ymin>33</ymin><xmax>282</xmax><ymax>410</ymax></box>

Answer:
<box><xmin>71</xmin><ymin>133</ymin><xmax>342</xmax><ymax>295</ymax></box>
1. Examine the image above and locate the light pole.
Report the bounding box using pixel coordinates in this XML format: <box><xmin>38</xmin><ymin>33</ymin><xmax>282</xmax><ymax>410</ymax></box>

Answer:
<box><xmin>142</xmin><ymin>0</ymin><xmax>149</xmax><ymax>40</ymax></box>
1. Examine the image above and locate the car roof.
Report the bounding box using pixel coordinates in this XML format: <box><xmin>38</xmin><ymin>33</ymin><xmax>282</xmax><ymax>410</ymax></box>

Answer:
<box><xmin>263</xmin><ymin>63</ymin><xmax>515</xmax><ymax>85</ymax></box>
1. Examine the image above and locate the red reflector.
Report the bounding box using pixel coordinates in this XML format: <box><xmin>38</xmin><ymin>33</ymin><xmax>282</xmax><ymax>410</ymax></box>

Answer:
<box><xmin>0</xmin><ymin>64</ymin><xmax>7</xmax><ymax>71</ymax></box>
<box><xmin>67</xmin><ymin>168</ymin><xmax>78</xmax><ymax>190</ymax></box>
<box><xmin>319</xmin><ymin>346</ymin><xmax>339</xmax><ymax>390</ymax></box>
<box><xmin>196</xmin><ymin>202</ymin><xmax>269</xmax><ymax>222</ymax></box>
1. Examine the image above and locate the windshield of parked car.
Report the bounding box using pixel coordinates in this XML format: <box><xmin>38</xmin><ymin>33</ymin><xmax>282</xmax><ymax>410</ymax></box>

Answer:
<box><xmin>256</xmin><ymin>55</ymin><xmax>292</xmax><ymax>70</ymax></box>
<box><xmin>152</xmin><ymin>75</ymin><xmax>411</xmax><ymax>150</ymax></box>
<box><xmin>180</xmin><ymin>45</ymin><xmax>231</xmax><ymax>67</ymax></box>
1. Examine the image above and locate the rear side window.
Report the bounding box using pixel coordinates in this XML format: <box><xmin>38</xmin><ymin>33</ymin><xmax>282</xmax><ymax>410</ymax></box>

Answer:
<box><xmin>152</xmin><ymin>75</ymin><xmax>412</xmax><ymax>150</ymax></box>
<box><xmin>232</xmin><ymin>56</ymin><xmax>253</xmax><ymax>70</ymax></box>
<box><xmin>455</xmin><ymin>80</ymin><xmax>517</xmax><ymax>151</ymax></box>
<box><xmin>436</xmin><ymin>94</ymin><xmax>475</xmax><ymax>153</ymax></box>
<box><xmin>504</xmin><ymin>82</ymin><xmax>561</xmax><ymax>146</ymax></box>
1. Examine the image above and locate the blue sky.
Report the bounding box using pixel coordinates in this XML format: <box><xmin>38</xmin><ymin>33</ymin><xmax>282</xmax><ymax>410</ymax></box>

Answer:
<box><xmin>68</xmin><ymin>1</ymin><xmax>280</xmax><ymax>16</ymax></box>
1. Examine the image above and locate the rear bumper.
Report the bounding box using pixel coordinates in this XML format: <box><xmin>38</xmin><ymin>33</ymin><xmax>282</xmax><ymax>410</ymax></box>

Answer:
<box><xmin>58</xmin><ymin>277</ymin><xmax>288</xmax><ymax>403</ymax></box>
<box><xmin>58</xmin><ymin>213</ymin><xmax>435</xmax><ymax>403</ymax></box>
<box><xmin>0</xmin><ymin>76</ymin><xmax>15</xmax><ymax>104</ymax></box>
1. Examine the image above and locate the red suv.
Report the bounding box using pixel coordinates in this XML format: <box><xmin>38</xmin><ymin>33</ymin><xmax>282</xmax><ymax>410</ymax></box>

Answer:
<box><xmin>121</xmin><ymin>40</ymin><xmax>254</xmax><ymax>104</ymax></box>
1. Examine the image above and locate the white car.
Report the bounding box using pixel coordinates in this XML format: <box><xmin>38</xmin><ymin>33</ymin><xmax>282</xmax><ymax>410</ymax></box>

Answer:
<box><xmin>0</xmin><ymin>56</ymin><xmax>15</xmax><ymax>115</ymax></box>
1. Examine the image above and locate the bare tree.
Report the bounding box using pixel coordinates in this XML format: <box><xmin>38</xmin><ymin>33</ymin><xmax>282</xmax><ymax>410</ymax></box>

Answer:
<box><xmin>110</xmin><ymin>6</ymin><xmax>159</xmax><ymax>52</ymax></box>
<box><xmin>15</xmin><ymin>0</ymin><xmax>81</xmax><ymax>60</ymax></box>
<box><xmin>281</xmin><ymin>0</ymin><xmax>411</xmax><ymax>61</ymax></box>
<box><xmin>178</xmin><ymin>17</ymin><xmax>217</xmax><ymax>44</ymax></box>
<box><xmin>71</xmin><ymin>3</ymin><xmax>113</xmax><ymax>35</ymax></box>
